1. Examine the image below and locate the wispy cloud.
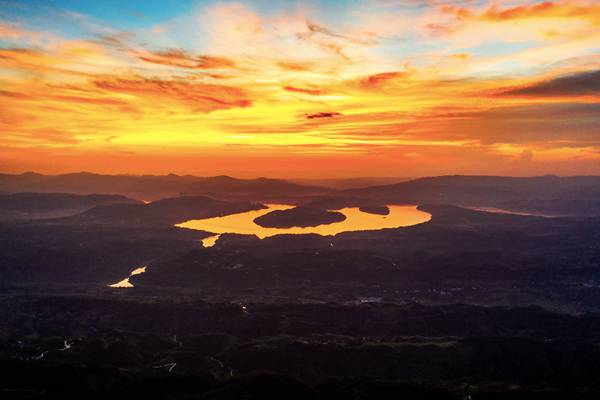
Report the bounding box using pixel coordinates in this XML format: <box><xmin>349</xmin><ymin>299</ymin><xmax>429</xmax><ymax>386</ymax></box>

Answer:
<box><xmin>134</xmin><ymin>48</ymin><xmax>236</xmax><ymax>70</ymax></box>
<box><xmin>284</xmin><ymin>86</ymin><xmax>325</xmax><ymax>95</ymax></box>
<box><xmin>0</xmin><ymin>0</ymin><xmax>599</xmax><ymax>176</ymax></box>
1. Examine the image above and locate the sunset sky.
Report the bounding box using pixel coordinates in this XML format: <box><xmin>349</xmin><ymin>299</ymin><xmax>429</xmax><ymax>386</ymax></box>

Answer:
<box><xmin>0</xmin><ymin>0</ymin><xmax>599</xmax><ymax>178</ymax></box>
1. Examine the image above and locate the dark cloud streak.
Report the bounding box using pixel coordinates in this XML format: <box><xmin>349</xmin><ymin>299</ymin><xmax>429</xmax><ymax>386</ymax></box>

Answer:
<box><xmin>298</xmin><ymin>112</ymin><xmax>342</xmax><ymax>119</ymax></box>
<box><xmin>500</xmin><ymin>70</ymin><xmax>600</xmax><ymax>97</ymax></box>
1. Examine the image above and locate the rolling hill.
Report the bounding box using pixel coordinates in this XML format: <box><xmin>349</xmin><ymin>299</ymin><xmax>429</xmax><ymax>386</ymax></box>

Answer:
<box><xmin>0</xmin><ymin>192</ymin><xmax>139</xmax><ymax>220</ymax></box>
<box><xmin>0</xmin><ymin>172</ymin><xmax>332</xmax><ymax>201</ymax></box>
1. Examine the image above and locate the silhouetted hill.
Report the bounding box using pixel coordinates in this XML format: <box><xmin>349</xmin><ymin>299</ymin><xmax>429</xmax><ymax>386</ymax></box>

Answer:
<box><xmin>0</xmin><ymin>192</ymin><xmax>139</xmax><ymax>220</ymax></box>
<box><xmin>185</xmin><ymin>176</ymin><xmax>331</xmax><ymax>199</ymax></box>
<box><xmin>345</xmin><ymin>175</ymin><xmax>600</xmax><ymax>216</ymax></box>
<box><xmin>0</xmin><ymin>172</ymin><xmax>331</xmax><ymax>201</ymax></box>
<box><xmin>254</xmin><ymin>206</ymin><xmax>346</xmax><ymax>228</ymax></box>
<box><xmin>292</xmin><ymin>176</ymin><xmax>411</xmax><ymax>189</ymax></box>
<box><xmin>359</xmin><ymin>205</ymin><xmax>390</xmax><ymax>215</ymax></box>
<box><xmin>62</xmin><ymin>195</ymin><xmax>265</xmax><ymax>226</ymax></box>
<box><xmin>303</xmin><ymin>195</ymin><xmax>380</xmax><ymax>209</ymax></box>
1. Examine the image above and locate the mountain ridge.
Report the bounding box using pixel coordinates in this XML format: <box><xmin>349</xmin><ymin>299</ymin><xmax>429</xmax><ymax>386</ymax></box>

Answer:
<box><xmin>0</xmin><ymin>172</ymin><xmax>331</xmax><ymax>200</ymax></box>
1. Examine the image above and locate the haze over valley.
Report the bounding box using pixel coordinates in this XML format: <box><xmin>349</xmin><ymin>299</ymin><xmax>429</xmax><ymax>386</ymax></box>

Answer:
<box><xmin>2</xmin><ymin>171</ymin><xmax>600</xmax><ymax>398</ymax></box>
<box><xmin>2</xmin><ymin>0</ymin><xmax>600</xmax><ymax>398</ymax></box>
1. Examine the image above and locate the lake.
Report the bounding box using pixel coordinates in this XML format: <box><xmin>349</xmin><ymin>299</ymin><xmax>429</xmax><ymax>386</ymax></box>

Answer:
<box><xmin>176</xmin><ymin>204</ymin><xmax>431</xmax><ymax>246</ymax></box>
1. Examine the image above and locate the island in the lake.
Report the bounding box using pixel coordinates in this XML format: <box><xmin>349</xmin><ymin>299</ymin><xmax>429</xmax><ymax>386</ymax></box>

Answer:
<box><xmin>359</xmin><ymin>205</ymin><xmax>390</xmax><ymax>215</ymax></box>
<box><xmin>253</xmin><ymin>206</ymin><xmax>346</xmax><ymax>228</ymax></box>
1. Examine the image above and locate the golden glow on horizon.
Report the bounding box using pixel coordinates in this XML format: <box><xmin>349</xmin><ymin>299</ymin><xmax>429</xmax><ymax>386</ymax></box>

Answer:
<box><xmin>1</xmin><ymin>0</ymin><xmax>599</xmax><ymax>177</ymax></box>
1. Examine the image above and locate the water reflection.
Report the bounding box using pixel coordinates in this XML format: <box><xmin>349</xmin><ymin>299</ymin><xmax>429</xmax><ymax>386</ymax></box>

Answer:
<box><xmin>202</xmin><ymin>234</ymin><xmax>220</xmax><ymax>247</ymax></box>
<box><xmin>109</xmin><ymin>266</ymin><xmax>147</xmax><ymax>288</ymax></box>
<box><xmin>176</xmin><ymin>204</ymin><xmax>431</xmax><ymax>241</ymax></box>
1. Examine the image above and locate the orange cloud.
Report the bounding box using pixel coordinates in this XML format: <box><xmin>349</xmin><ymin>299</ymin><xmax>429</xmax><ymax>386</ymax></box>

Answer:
<box><xmin>480</xmin><ymin>1</ymin><xmax>600</xmax><ymax>22</ymax></box>
<box><xmin>0</xmin><ymin>24</ymin><xmax>33</xmax><ymax>39</ymax></box>
<box><xmin>93</xmin><ymin>78</ymin><xmax>252</xmax><ymax>112</ymax></box>
<box><xmin>135</xmin><ymin>49</ymin><xmax>236</xmax><ymax>70</ymax></box>
<box><xmin>0</xmin><ymin>42</ymin><xmax>112</xmax><ymax>77</ymax></box>
<box><xmin>277</xmin><ymin>61</ymin><xmax>314</xmax><ymax>72</ymax></box>
<box><xmin>284</xmin><ymin>86</ymin><xmax>324</xmax><ymax>95</ymax></box>
<box><xmin>442</xmin><ymin>1</ymin><xmax>600</xmax><ymax>22</ymax></box>
<box><xmin>359</xmin><ymin>71</ymin><xmax>408</xmax><ymax>89</ymax></box>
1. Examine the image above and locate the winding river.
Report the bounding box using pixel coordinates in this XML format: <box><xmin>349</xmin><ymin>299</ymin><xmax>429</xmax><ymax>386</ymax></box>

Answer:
<box><xmin>109</xmin><ymin>266</ymin><xmax>147</xmax><ymax>288</ymax></box>
<box><xmin>176</xmin><ymin>204</ymin><xmax>431</xmax><ymax>246</ymax></box>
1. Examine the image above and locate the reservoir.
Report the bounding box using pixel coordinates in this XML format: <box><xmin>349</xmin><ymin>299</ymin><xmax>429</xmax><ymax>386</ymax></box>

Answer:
<box><xmin>176</xmin><ymin>204</ymin><xmax>431</xmax><ymax>244</ymax></box>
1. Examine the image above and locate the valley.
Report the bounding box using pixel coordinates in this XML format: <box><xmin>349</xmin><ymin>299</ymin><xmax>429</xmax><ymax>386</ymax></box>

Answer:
<box><xmin>2</xmin><ymin>174</ymin><xmax>600</xmax><ymax>399</ymax></box>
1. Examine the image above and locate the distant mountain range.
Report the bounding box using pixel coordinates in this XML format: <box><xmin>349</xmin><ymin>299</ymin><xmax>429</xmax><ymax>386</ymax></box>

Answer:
<box><xmin>0</xmin><ymin>192</ymin><xmax>139</xmax><ymax>220</ymax></box>
<box><xmin>0</xmin><ymin>172</ymin><xmax>331</xmax><ymax>201</ymax></box>
<box><xmin>62</xmin><ymin>195</ymin><xmax>264</xmax><ymax>226</ymax></box>
<box><xmin>3</xmin><ymin>173</ymin><xmax>600</xmax><ymax>217</ymax></box>
<box><xmin>291</xmin><ymin>177</ymin><xmax>411</xmax><ymax>189</ymax></box>
<box><xmin>343</xmin><ymin>175</ymin><xmax>600</xmax><ymax>216</ymax></box>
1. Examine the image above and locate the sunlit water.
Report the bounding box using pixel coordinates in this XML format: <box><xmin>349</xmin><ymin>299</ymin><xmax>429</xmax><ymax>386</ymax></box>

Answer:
<box><xmin>176</xmin><ymin>204</ymin><xmax>431</xmax><ymax>246</ymax></box>
<box><xmin>108</xmin><ymin>266</ymin><xmax>147</xmax><ymax>288</ymax></box>
<box><xmin>201</xmin><ymin>234</ymin><xmax>221</xmax><ymax>247</ymax></box>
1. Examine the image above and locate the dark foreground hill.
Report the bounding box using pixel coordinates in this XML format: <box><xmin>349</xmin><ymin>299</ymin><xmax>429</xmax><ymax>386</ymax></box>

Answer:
<box><xmin>60</xmin><ymin>195</ymin><xmax>265</xmax><ymax>226</ymax></box>
<box><xmin>2</xmin><ymin>296</ymin><xmax>600</xmax><ymax>399</ymax></box>
<box><xmin>0</xmin><ymin>196</ymin><xmax>264</xmax><ymax>283</ymax></box>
